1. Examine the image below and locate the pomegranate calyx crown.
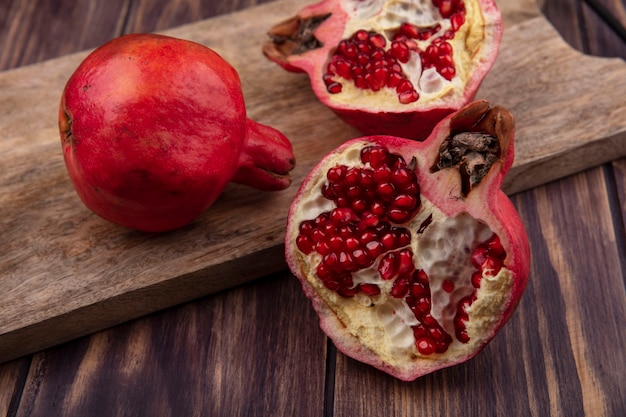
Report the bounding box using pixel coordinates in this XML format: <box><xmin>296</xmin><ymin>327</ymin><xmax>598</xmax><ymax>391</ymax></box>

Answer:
<box><xmin>431</xmin><ymin>100</ymin><xmax>514</xmax><ymax>196</ymax></box>
<box><xmin>263</xmin><ymin>14</ymin><xmax>330</xmax><ymax>64</ymax></box>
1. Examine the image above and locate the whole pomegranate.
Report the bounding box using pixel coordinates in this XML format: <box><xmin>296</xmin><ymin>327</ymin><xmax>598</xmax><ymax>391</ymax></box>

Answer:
<box><xmin>285</xmin><ymin>101</ymin><xmax>530</xmax><ymax>381</ymax></box>
<box><xmin>59</xmin><ymin>33</ymin><xmax>295</xmax><ymax>232</ymax></box>
<box><xmin>263</xmin><ymin>0</ymin><xmax>502</xmax><ymax>140</ymax></box>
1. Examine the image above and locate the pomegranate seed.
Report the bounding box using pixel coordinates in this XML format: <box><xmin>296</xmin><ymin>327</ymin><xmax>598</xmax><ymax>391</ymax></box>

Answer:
<box><xmin>442</xmin><ymin>279</ymin><xmax>455</xmax><ymax>293</ymax></box>
<box><xmin>471</xmin><ymin>271</ymin><xmax>482</xmax><ymax>288</ymax></box>
<box><xmin>369</xmin><ymin>33</ymin><xmax>386</xmax><ymax>48</ymax></box>
<box><xmin>399</xmin><ymin>22</ymin><xmax>419</xmax><ymax>39</ymax></box>
<box><xmin>387</xmin><ymin>209</ymin><xmax>411</xmax><ymax>224</ymax></box>
<box><xmin>456</xmin><ymin>330</ymin><xmax>470</xmax><ymax>343</ymax></box>
<box><xmin>397</xmin><ymin>249</ymin><xmax>414</xmax><ymax>273</ymax></box>
<box><xmin>354</xmin><ymin>74</ymin><xmax>368</xmax><ymax>89</ymax></box>
<box><xmin>389</xmin><ymin>40</ymin><xmax>410</xmax><ymax>63</ymax></box>
<box><xmin>392</xmin><ymin>194</ymin><xmax>417</xmax><ymax>210</ymax></box>
<box><xmin>359</xmin><ymin>283</ymin><xmax>381</xmax><ymax>296</ymax></box>
<box><xmin>324</xmin><ymin>252</ymin><xmax>338</xmax><ymax>268</ymax></box>
<box><xmin>487</xmin><ymin>235</ymin><xmax>506</xmax><ymax>258</ymax></box>
<box><xmin>364</xmin><ymin>72</ymin><xmax>383</xmax><ymax>91</ymax></box>
<box><xmin>338</xmin><ymin>252</ymin><xmax>357</xmax><ymax>271</ymax></box>
<box><xmin>429</xmin><ymin>326</ymin><xmax>446</xmax><ymax>341</ymax></box>
<box><xmin>296</xmin><ymin>235</ymin><xmax>314</xmax><ymax>254</ymax></box>
<box><xmin>354</xmin><ymin>29</ymin><xmax>369</xmax><ymax>42</ymax></box>
<box><xmin>414</xmin><ymin>269</ymin><xmax>429</xmax><ymax>285</ymax></box>
<box><xmin>410</xmin><ymin>282</ymin><xmax>429</xmax><ymax>297</ymax></box>
<box><xmin>391</xmin><ymin>275</ymin><xmax>410</xmax><ymax>298</ymax></box>
<box><xmin>365</xmin><ymin>240</ymin><xmax>384</xmax><ymax>258</ymax></box>
<box><xmin>356</xmin><ymin>42</ymin><xmax>370</xmax><ymax>54</ymax></box>
<box><xmin>326</xmin><ymin>82</ymin><xmax>342</xmax><ymax>94</ymax></box>
<box><xmin>344</xmin><ymin>43</ymin><xmax>358</xmax><ymax>58</ymax></box>
<box><xmin>376</xmin><ymin>182</ymin><xmax>395</xmax><ymax>200</ymax></box>
<box><xmin>370</xmin><ymin>202</ymin><xmax>385</xmax><ymax>216</ymax></box>
<box><xmin>438</xmin><ymin>41</ymin><xmax>453</xmax><ymax>56</ymax></box>
<box><xmin>412</xmin><ymin>325</ymin><xmax>427</xmax><ymax>341</ymax></box>
<box><xmin>482</xmin><ymin>257</ymin><xmax>503</xmax><ymax>276</ymax></box>
<box><xmin>395</xmin><ymin>228</ymin><xmax>411</xmax><ymax>246</ymax></box>
<box><xmin>378</xmin><ymin>252</ymin><xmax>397</xmax><ymax>280</ymax></box>
<box><xmin>380</xmin><ymin>232</ymin><xmax>396</xmax><ymax>249</ymax></box>
<box><xmin>422</xmin><ymin>314</ymin><xmax>438</xmax><ymax>327</ymax></box>
<box><xmin>416</xmin><ymin>338</ymin><xmax>436</xmax><ymax>355</ymax></box>
<box><xmin>439</xmin><ymin>0</ymin><xmax>453</xmax><ymax>17</ymax></box>
<box><xmin>386</xmin><ymin>72</ymin><xmax>404</xmax><ymax>88</ymax></box>
<box><xmin>315</xmin><ymin>241</ymin><xmax>331</xmax><ymax>256</ymax></box>
<box><xmin>398</xmin><ymin>89</ymin><xmax>419</xmax><ymax>104</ymax></box>
<box><xmin>338</xmin><ymin>286</ymin><xmax>358</xmax><ymax>297</ymax></box>
<box><xmin>371</xmin><ymin>48</ymin><xmax>385</xmax><ymax>61</ymax></box>
<box><xmin>415</xmin><ymin>297</ymin><xmax>431</xmax><ymax>314</ymax></box>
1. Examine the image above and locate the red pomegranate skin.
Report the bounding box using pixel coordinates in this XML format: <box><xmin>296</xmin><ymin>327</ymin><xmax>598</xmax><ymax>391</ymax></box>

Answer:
<box><xmin>285</xmin><ymin>101</ymin><xmax>530</xmax><ymax>381</ymax></box>
<box><xmin>60</xmin><ymin>34</ymin><xmax>294</xmax><ymax>232</ymax></box>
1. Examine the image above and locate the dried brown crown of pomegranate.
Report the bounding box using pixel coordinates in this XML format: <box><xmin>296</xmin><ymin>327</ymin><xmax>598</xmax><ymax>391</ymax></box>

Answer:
<box><xmin>285</xmin><ymin>101</ymin><xmax>530</xmax><ymax>381</ymax></box>
<box><xmin>263</xmin><ymin>0</ymin><xmax>502</xmax><ymax>140</ymax></box>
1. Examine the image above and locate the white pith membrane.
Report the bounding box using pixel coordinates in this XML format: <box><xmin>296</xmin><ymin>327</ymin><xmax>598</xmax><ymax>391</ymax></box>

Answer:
<box><xmin>326</xmin><ymin>0</ymin><xmax>485</xmax><ymax>109</ymax></box>
<box><xmin>291</xmin><ymin>142</ymin><xmax>514</xmax><ymax>366</ymax></box>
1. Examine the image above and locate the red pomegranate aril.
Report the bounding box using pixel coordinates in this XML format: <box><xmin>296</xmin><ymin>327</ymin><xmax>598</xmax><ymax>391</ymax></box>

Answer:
<box><xmin>471</xmin><ymin>271</ymin><xmax>482</xmax><ymax>288</ymax></box>
<box><xmin>398</xmin><ymin>89</ymin><xmax>419</xmax><ymax>104</ymax></box>
<box><xmin>414</xmin><ymin>297</ymin><xmax>431</xmax><ymax>314</ymax></box>
<box><xmin>378</xmin><ymin>252</ymin><xmax>396</xmax><ymax>280</ymax></box>
<box><xmin>451</xmin><ymin>12</ymin><xmax>466</xmax><ymax>31</ymax></box>
<box><xmin>411</xmin><ymin>281</ymin><xmax>429</xmax><ymax>297</ymax></box>
<box><xmin>416</xmin><ymin>338</ymin><xmax>436</xmax><ymax>355</ymax></box>
<box><xmin>380</xmin><ymin>232</ymin><xmax>396</xmax><ymax>249</ymax></box>
<box><xmin>326</xmin><ymin>82</ymin><xmax>342</xmax><ymax>94</ymax></box>
<box><xmin>482</xmin><ymin>257</ymin><xmax>503</xmax><ymax>276</ymax></box>
<box><xmin>296</xmin><ymin>235</ymin><xmax>314</xmax><ymax>254</ymax></box>
<box><xmin>365</xmin><ymin>240</ymin><xmax>384</xmax><ymax>258</ymax></box>
<box><xmin>487</xmin><ymin>235</ymin><xmax>506</xmax><ymax>257</ymax></box>
<box><xmin>391</xmin><ymin>275</ymin><xmax>411</xmax><ymax>298</ymax></box>
<box><xmin>339</xmin><ymin>252</ymin><xmax>357</xmax><ymax>270</ymax></box>
<box><xmin>360</xmin><ymin>283</ymin><xmax>381</xmax><ymax>296</ymax></box>
<box><xmin>439</xmin><ymin>66</ymin><xmax>455</xmax><ymax>81</ymax></box>
<box><xmin>399</xmin><ymin>22</ymin><xmax>419</xmax><ymax>39</ymax></box>
<box><xmin>397</xmin><ymin>249</ymin><xmax>414</xmax><ymax>273</ymax></box>
<box><xmin>456</xmin><ymin>330</ymin><xmax>470</xmax><ymax>343</ymax></box>
<box><xmin>442</xmin><ymin>279</ymin><xmax>455</xmax><ymax>293</ymax></box>
<box><xmin>389</xmin><ymin>40</ymin><xmax>411</xmax><ymax>63</ymax></box>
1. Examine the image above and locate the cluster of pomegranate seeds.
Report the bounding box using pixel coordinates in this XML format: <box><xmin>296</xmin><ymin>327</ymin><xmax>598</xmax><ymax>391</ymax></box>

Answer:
<box><xmin>323</xmin><ymin>0</ymin><xmax>466</xmax><ymax>102</ymax></box>
<box><xmin>295</xmin><ymin>144</ymin><xmax>508</xmax><ymax>355</ymax></box>
<box><xmin>296</xmin><ymin>145</ymin><xmax>421</xmax><ymax>293</ymax></box>
<box><xmin>454</xmin><ymin>234</ymin><xmax>507</xmax><ymax>342</ymax></box>
<box><xmin>384</xmin><ymin>256</ymin><xmax>454</xmax><ymax>354</ymax></box>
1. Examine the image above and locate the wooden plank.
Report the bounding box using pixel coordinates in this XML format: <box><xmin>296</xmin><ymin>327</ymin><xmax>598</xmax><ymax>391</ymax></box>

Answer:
<box><xmin>0</xmin><ymin>358</ymin><xmax>29</xmax><ymax>416</ymax></box>
<box><xmin>331</xmin><ymin>166</ymin><xmax>626</xmax><ymax>416</ymax></box>
<box><xmin>13</xmin><ymin>272</ymin><xmax>327</xmax><ymax>417</ymax></box>
<box><xmin>1</xmin><ymin>0</ymin><xmax>626</xmax><ymax>363</ymax></box>
<box><xmin>0</xmin><ymin>0</ymin><xmax>129</xmax><ymax>71</ymax></box>
<box><xmin>538</xmin><ymin>0</ymin><xmax>585</xmax><ymax>52</ymax></box>
<box><xmin>124</xmin><ymin>0</ymin><xmax>276</xmax><ymax>33</ymax></box>
<box><xmin>582</xmin><ymin>2</ymin><xmax>626</xmax><ymax>58</ymax></box>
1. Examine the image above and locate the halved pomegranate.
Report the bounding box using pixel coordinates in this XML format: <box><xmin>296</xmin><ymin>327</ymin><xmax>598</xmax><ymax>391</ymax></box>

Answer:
<box><xmin>285</xmin><ymin>101</ymin><xmax>530</xmax><ymax>380</ymax></box>
<box><xmin>263</xmin><ymin>0</ymin><xmax>502</xmax><ymax>140</ymax></box>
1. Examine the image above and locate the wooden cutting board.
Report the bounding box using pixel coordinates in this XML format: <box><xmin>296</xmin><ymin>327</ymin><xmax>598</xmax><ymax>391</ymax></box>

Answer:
<box><xmin>1</xmin><ymin>0</ymin><xmax>625</xmax><ymax>363</ymax></box>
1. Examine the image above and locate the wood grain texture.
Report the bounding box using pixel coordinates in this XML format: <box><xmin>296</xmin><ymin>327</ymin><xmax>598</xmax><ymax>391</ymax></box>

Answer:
<box><xmin>14</xmin><ymin>273</ymin><xmax>327</xmax><ymax>417</ymax></box>
<box><xmin>0</xmin><ymin>0</ymin><xmax>129</xmax><ymax>71</ymax></box>
<box><xmin>582</xmin><ymin>1</ymin><xmax>626</xmax><ymax>57</ymax></box>
<box><xmin>331</xmin><ymin>165</ymin><xmax>626</xmax><ymax>416</ymax></box>
<box><xmin>0</xmin><ymin>358</ymin><xmax>29</xmax><ymax>416</ymax></box>
<box><xmin>1</xmin><ymin>0</ymin><xmax>626</xmax><ymax>364</ymax></box>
